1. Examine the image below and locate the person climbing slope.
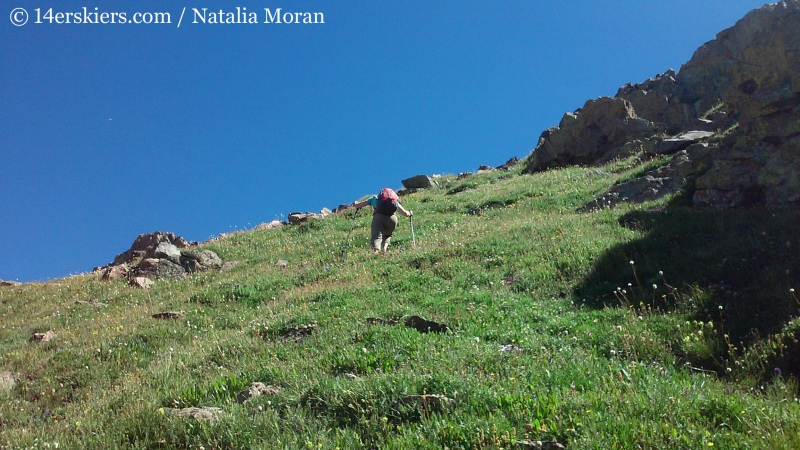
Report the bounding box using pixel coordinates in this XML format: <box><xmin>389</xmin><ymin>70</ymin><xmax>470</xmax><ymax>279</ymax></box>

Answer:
<box><xmin>352</xmin><ymin>188</ymin><xmax>413</xmax><ymax>253</ymax></box>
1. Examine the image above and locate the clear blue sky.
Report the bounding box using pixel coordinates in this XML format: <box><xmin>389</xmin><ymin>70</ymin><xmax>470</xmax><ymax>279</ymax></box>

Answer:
<box><xmin>1</xmin><ymin>0</ymin><xmax>767</xmax><ymax>282</ymax></box>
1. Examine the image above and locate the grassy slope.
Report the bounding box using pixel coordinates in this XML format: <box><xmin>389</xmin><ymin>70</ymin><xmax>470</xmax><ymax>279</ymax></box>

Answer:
<box><xmin>1</xmin><ymin>157</ymin><xmax>799</xmax><ymax>449</ymax></box>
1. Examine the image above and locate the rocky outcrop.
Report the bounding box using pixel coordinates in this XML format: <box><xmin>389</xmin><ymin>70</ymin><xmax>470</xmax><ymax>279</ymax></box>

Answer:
<box><xmin>529</xmin><ymin>1</ymin><xmax>800</xmax><ymax>209</ymax></box>
<box><xmin>525</xmin><ymin>97</ymin><xmax>664</xmax><ymax>172</ymax></box>
<box><xmin>111</xmin><ymin>232</ymin><xmax>194</xmax><ymax>266</ymax></box>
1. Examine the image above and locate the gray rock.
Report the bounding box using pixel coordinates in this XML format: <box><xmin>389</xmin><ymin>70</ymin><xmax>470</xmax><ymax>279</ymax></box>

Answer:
<box><xmin>138</xmin><ymin>258</ymin><xmax>187</xmax><ymax>281</ymax></box>
<box><xmin>254</xmin><ymin>220</ymin><xmax>284</xmax><ymax>230</ymax></box>
<box><xmin>102</xmin><ymin>264</ymin><xmax>128</xmax><ymax>281</ymax></box>
<box><xmin>320</xmin><ymin>207</ymin><xmax>333</xmax><ymax>217</ymax></box>
<box><xmin>112</xmin><ymin>232</ymin><xmax>193</xmax><ymax>266</ymax></box>
<box><xmin>276</xmin><ymin>260</ymin><xmax>289</xmax><ymax>267</ymax></box>
<box><xmin>655</xmin><ymin>130</ymin><xmax>715</xmax><ymax>155</ymax></box>
<box><xmin>0</xmin><ymin>280</ymin><xmax>22</xmax><ymax>287</ymax></box>
<box><xmin>147</xmin><ymin>243</ymin><xmax>182</xmax><ymax>262</ymax></box>
<box><xmin>402</xmin><ymin>175</ymin><xmax>434</xmax><ymax>189</ymax></box>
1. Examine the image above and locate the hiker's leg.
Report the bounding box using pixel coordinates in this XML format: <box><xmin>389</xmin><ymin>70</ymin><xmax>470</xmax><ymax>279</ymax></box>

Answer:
<box><xmin>380</xmin><ymin>215</ymin><xmax>398</xmax><ymax>252</ymax></box>
<box><xmin>370</xmin><ymin>215</ymin><xmax>383</xmax><ymax>251</ymax></box>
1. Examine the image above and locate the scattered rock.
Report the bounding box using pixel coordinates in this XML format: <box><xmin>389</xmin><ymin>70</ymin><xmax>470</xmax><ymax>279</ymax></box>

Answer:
<box><xmin>221</xmin><ymin>261</ymin><xmax>242</xmax><ymax>271</ymax></box>
<box><xmin>30</xmin><ymin>331</ymin><xmax>57</xmax><ymax>343</ymax></box>
<box><xmin>515</xmin><ymin>440</ymin><xmax>566</xmax><ymax>450</ymax></box>
<box><xmin>235</xmin><ymin>382</ymin><xmax>283</xmax><ymax>404</ymax></box>
<box><xmin>279</xmin><ymin>322</ymin><xmax>317</xmax><ymax>342</ymax></box>
<box><xmin>402</xmin><ymin>175</ymin><xmax>435</xmax><ymax>189</ymax></box>
<box><xmin>275</xmin><ymin>260</ymin><xmax>289</xmax><ymax>268</ymax></box>
<box><xmin>0</xmin><ymin>371</ymin><xmax>16</xmax><ymax>392</ymax></box>
<box><xmin>0</xmin><ymin>280</ymin><xmax>22</xmax><ymax>287</ymax></box>
<box><xmin>581</xmin><ymin>149</ymin><xmax>695</xmax><ymax>210</ymax></box>
<box><xmin>501</xmin><ymin>275</ymin><xmax>520</xmax><ymax>286</ymax></box>
<box><xmin>152</xmin><ymin>311</ymin><xmax>185</xmax><ymax>320</ymax></box>
<box><xmin>404</xmin><ymin>315</ymin><xmax>450</xmax><ymax>333</ymax></box>
<box><xmin>365</xmin><ymin>317</ymin><xmax>399</xmax><ymax>326</ymax></box>
<box><xmin>398</xmin><ymin>394</ymin><xmax>456</xmax><ymax>410</ymax></box>
<box><xmin>320</xmin><ymin>207</ymin><xmax>333</xmax><ymax>217</ymax></box>
<box><xmin>129</xmin><ymin>277</ymin><xmax>154</xmax><ymax>289</ymax></box>
<box><xmin>102</xmin><ymin>264</ymin><xmax>128</xmax><ymax>281</ymax></box>
<box><xmin>335</xmin><ymin>204</ymin><xmax>354</xmax><ymax>213</ymax></box>
<box><xmin>166</xmin><ymin>406</ymin><xmax>225</xmax><ymax>421</ymax></box>
<box><xmin>477</xmin><ymin>165</ymin><xmax>495</xmax><ymax>173</ymax></box>
<box><xmin>75</xmin><ymin>299</ymin><xmax>108</xmax><ymax>307</ymax></box>
<box><xmin>344</xmin><ymin>373</ymin><xmax>361</xmax><ymax>380</ymax></box>
<box><xmin>457</xmin><ymin>172</ymin><xmax>473</xmax><ymax>179</ymax></box>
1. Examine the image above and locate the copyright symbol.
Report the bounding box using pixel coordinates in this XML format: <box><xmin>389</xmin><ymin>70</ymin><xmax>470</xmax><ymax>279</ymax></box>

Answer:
<box><xmin>10</xmin><ymin>7</ymin><xmax>28</xmax><ymax>26</ymax></box>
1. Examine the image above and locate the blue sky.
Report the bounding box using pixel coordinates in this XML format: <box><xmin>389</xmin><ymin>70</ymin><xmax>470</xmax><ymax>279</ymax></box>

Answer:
<box><xmin>1</xmin><ymin>0</ymin><xmax>767</xmax><ymax>282</ymax></box>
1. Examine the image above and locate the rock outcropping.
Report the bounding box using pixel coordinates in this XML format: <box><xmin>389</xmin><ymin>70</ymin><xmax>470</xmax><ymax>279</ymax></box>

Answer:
<box><xmin>528</xmin><ymin>1</ymin><xmax>800</xmax><ymax>209</ymax></box>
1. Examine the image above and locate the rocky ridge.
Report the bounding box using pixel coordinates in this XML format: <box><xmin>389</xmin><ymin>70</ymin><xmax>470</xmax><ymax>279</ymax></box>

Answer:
<box><xmin>525</xmin><ymin>0</ymin><xmax>800</xmax><ymax>210</ymax></box>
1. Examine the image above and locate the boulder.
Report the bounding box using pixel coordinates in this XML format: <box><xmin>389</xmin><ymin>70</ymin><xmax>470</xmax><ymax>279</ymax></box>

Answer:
<box><xmin>320</xmin><ymin>207</ymin><xmax>333</xmax><ymax>217</ymax></box>
<box><xmin>146</xmin><ymin>243</ymin><xmax>182</xmax><ymax>262</ymax></box>
<box><xmin>457</xmin><ymin>172</ymin><xmax>473</xmax><ymax>179</ymax></box>
<box><xmin>129</xmin><ymin>277</ymin><xmax>154</xmax><ymax>289</ymax></box>
<box><xmin>477</xmin><ymin>165</ymin><xmax>495</xmax><ymax>173</ymax></box>
<box><xmin>402</xmin><ymin>175</ymin><xmax>435</xmax><ymax>189</ymax></box>
<box><xmin>180</xmin><ymin>249</ymin><xmax>223</xmax><ymax>273</ymax></box>
<box><xmin>137</xmin><ymin>258</ymin><xmax>187</xmax><ymax>281</ymax></box>
<box><xmin>102</xmin><ymin>264</ymin><xmax>128</xmax><ymax>281</ymax></box>
<box><xmin>288</xmin><ymin>212</ymin><xmax>308</xmax><ymax>225</ymax></box>
<box><xmin>524</xmin><ymin>97</ymin><xmax>663</xmax><ymax>172</ymax></box>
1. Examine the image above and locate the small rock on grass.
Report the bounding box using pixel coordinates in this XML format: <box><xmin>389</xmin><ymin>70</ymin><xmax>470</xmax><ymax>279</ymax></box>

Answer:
<box><xmin>276</xmin><ymin>260</ymin><xmax>289</xmax><ymax>268</ymax></box>
<box><xmin>129</xmin><ymin>277</ymin><xmax>154</xmax><ymax>289</ymax></box>
<box><xmin>152</xmin><ymin>312</ymin><xmax>185</xmax><ymax>320</ymax></box>
<box><xmin>164</xmin><ymin>406</ymin><xmax>225</xmax><ymax>421</ymax></box>
<box><xmin>0</xmin><ymin>280</ymin><xmax>22</xmax><ymax>287</ymax></box>
<box><xmin>235</xmin><ymin>382</ymin><xmax>283</xmax><ymax>404</ymax></box>
<box><xmin>0</xmin><ymin>371</ymin><xmax>16</xmax><ymax>391</ymax></box>
<box><xmin>404</xmin><ymin>315</ymin><xmax>450</xmax><ymax>333</ymax></box>
<box><xmin>30</xmin><ymin>331</ymin><xmax>57</xmax><ymax>343</ymax></box>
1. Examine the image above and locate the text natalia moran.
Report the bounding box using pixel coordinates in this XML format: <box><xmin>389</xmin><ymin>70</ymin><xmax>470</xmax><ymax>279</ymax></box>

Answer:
<box><xmin>192</xmin><ymin>7</ymin><xmax>324</xmax><ymax>24</ymax></box>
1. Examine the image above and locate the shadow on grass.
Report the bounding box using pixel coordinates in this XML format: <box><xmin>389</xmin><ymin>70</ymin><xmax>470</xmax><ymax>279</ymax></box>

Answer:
<box><xmin>576</xmin><ymin>206</ymin><xmax>800</xmax><ymax>377</ymax></box>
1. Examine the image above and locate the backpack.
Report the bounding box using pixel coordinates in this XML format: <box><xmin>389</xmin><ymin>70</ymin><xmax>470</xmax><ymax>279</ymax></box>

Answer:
<box><xmin>375</xmin><ymin>188</ymin><xmax>399</xmax><ymax>215</ymax></box>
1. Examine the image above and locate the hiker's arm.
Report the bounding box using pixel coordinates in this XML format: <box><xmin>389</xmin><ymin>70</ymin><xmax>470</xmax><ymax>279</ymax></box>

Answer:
<box><xmin>397</xmin><ymin>204</ymin><xmax>413</xmax><ymax>217</ymax></box>
<box><xmin>352</xmin><ymin>200</ymin><xmax>369</xmax><ymax>209</ymax></box>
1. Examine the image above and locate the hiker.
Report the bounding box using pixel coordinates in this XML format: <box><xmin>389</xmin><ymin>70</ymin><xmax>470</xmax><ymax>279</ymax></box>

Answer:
<box><xmin>352</xmin><ymin>188</ymin><xmax>413</xmax><ymax>253</ymax></box>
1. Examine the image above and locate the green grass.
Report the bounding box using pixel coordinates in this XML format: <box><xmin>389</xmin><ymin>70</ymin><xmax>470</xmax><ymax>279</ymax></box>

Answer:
<box><xmin>1</xmin><ymin>158</ymin><xmax>799</xmax><ymax>449</ymax></box>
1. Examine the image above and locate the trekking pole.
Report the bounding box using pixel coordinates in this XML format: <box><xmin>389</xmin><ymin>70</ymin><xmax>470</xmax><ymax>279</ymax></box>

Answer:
<box><xmin>341</xmin><ymin>207</ymin><xmax>360</xmax><ymax>260</ymax></box>
<box><xmin>410</xmin><ymin>214</ymin><xmax>416</xmax><ymax>248</ymax></box>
